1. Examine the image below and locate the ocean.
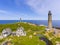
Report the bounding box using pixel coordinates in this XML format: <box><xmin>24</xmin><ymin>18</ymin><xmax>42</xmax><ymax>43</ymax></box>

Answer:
<box><xmin>0</xmin><ymin>20</ymin><xmax>60</xmax><ymax>27</ymax></box>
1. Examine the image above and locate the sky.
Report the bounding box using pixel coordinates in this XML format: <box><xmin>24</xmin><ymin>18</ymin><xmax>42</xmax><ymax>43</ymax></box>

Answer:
<box><xmin>0</xmin><ymin>0</ymin><xmax>60</xmax><ymax>20</ymax></box>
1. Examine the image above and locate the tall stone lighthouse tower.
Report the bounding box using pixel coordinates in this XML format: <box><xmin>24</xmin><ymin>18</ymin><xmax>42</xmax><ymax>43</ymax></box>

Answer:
<box><xmin>48</xmin><ymin>11</ymin><xmax>52</xmax><ymax>29</ymax></box>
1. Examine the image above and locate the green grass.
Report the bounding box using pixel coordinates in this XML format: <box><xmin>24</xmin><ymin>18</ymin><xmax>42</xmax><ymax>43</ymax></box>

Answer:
<box><xmin>0</xmin><ymin>22</ymin><xmax>46</xmax><ymax>45</ymax></box>
<box><xmin>0</xmin><ymin>22</ymin><xmax>60</xmax><ymax>45</ymax></box>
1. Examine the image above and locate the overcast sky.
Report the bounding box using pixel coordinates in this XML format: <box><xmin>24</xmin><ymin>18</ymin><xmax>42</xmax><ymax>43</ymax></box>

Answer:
<box><xmin>0</xmin><ymin>0</ymin><xmax>60</xmax><ymax>20</ymax></box>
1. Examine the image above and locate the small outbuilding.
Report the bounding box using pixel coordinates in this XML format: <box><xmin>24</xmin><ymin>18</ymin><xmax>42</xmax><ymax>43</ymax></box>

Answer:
<box><xmin>16</xmin><ymin>27</ymin><xmax>26</xmax><ymax>37</ymax></box>
<box><xmin>2</xmin><ymin>28</ymin><xmax>12</xmax><ymax>37</ymax></box>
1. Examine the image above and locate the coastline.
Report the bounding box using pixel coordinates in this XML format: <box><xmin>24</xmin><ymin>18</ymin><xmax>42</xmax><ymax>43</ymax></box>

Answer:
<box><xmin>0</xmin><ymin>20</ymin><xmax>60</xmax><ymax>27</ymax></box>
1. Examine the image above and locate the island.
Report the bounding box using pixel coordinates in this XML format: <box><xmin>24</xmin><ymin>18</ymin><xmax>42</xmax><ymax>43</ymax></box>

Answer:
<box><xmin>0</xmin><ymin>11</ymin><xmax>60</xmax><ymax>45</ymax></box>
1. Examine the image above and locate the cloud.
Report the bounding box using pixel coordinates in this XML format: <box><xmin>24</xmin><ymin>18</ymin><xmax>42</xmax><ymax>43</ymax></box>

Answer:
<box><xmin>26</xmin><ymin>0</ymin><xmax>60</xmax><ymax>16</ymax></box>
<box><xmin>0</xmin><ymin>10</ymin><xmax>8</xmax><ymax>14</ymax></box>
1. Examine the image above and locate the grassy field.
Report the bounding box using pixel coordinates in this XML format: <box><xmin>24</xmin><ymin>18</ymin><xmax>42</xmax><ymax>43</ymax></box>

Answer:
<box><xmin>0</xmin><ymin>22</ymin><xmax>60</xmax><ymax>45</ymax></box>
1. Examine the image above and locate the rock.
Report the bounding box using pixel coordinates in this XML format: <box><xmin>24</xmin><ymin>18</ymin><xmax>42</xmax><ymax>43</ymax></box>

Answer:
<box><xmin>45</xmin><ymin>28</ymin><xmax>50</xmax><ymax>31</ymax></box>
<box><xmin>39</xmin><ymin>25</ymin><xmax>45</xmax><ymax>26</ymax></box>
<box><xmin>56</xmin><ymin>41</ymin><xmax>60</xmax><ymax>45</ymax></box>
<box><xmin>0</xmin><ymin>35</ymin><xmax>3</xmax><ymax>39</ymax></box>
<box><xmin>33</xmin><ymin>32</ymin><xmax>37</xmax><ymax>35</ymax></box>
<box><xmin>1</xmin><ymin>41</ymin><xmax>11</xmax><ymax>45</ymax></box>
<box><xmin>29</xmin><ymin>35</ymin><xmax>32</xmax><ymax>39</ymax></box>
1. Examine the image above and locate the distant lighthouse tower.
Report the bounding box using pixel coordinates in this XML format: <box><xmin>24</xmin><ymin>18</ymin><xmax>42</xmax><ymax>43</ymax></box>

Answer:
<box><xmin>20</xmin><ymin>18</ymin><xmax>22</xmax><ymax>22</ymax></box>
<box><xmin>48</xmin><ymin>11</ymin><xmax>52</xmax><ymax>29</ymax></box>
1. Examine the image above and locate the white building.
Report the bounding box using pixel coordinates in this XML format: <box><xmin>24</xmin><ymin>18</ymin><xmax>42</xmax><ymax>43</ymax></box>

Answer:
<box><xmin>45</xmin><ymin>28</ymin><xmax>50</xmax><ymax>31</ymax></box>
<box><xmin>16</xmin><ymin>27</ymin><xmax>26</xmax><ymax>37</ymax></box>
<box><xmin>2</xmin><ymin>28</ymin><xmax>12</xmax><ymax>37</ymax></box>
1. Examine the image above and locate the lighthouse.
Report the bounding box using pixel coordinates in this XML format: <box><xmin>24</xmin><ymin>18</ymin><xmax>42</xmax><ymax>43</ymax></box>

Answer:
<box><xmin>48</xmin><ymin>11</ymin><xmax>52</xmax><ymax>29</ymax></box>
